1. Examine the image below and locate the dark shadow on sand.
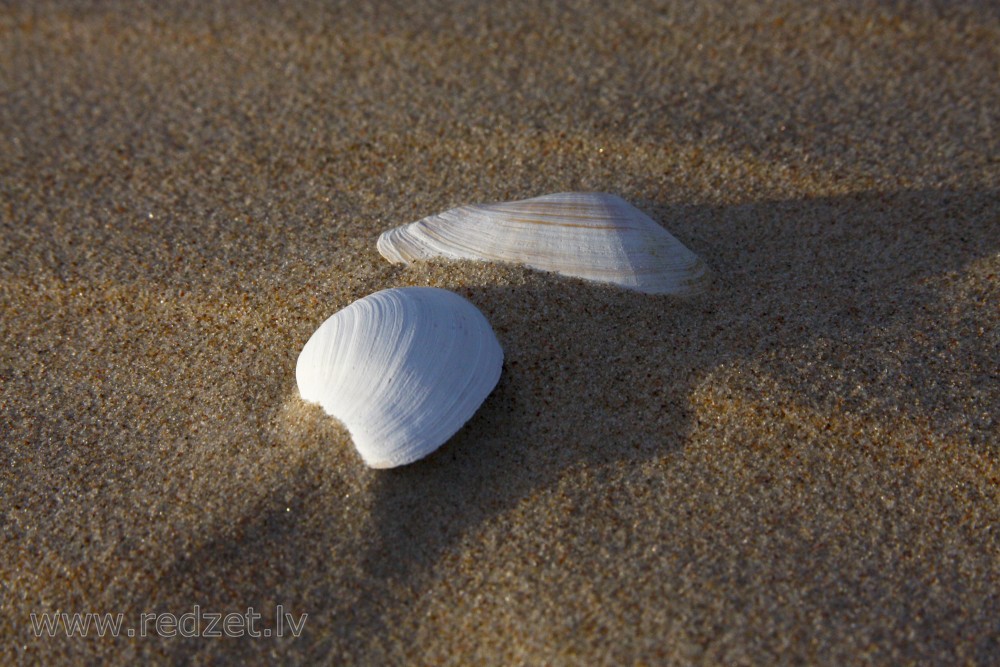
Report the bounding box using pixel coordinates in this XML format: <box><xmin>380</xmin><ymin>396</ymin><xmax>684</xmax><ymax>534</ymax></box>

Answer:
<box><xmin>146</xmin><ymin>188</ymin><xmax>998</xmax><ymax>663</ymax></box>
<box><xmin>353</xmin><ymin>187</ymin><xmax>999</xmax><ymax>660</ymax></box>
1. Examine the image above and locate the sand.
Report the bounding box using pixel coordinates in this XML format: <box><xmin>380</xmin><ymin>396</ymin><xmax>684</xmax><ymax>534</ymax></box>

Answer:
<box><xmin>1</xmin><ymin>1</ymin><xmax>998</xmax><ymax>664</ymax></box>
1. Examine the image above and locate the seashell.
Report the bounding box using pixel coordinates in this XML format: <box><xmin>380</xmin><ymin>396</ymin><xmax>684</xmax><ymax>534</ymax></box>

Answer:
<box><xmin>296</xmin><ymin>287</ymin><xmax>503</xmax><ymax>468</ymax></box>
<box><xmin>377</xmin><ymin>192</ymin><xmax>708</xmax><ymax>295</ymax></box>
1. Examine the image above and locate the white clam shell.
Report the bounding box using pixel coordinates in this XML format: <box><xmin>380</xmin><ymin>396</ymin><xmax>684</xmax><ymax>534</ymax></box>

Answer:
<box><xmin>296</xmin><ymin>287</ymin><xmax>503</xmax><ymax>468</ymax></box>
<box><xmin>378</xmin><ymin>192</ymin><xmax>708</xmax><ymax>295</ymax></box>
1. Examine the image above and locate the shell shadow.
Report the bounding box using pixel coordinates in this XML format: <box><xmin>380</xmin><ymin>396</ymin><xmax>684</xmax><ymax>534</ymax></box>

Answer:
<box><xmin>353</xmin><ymin>186</ymin><xmax>999</xmax><ymax>659</ymax></box>
<box><xmin>141</xmin><ymin>187</ymin><xmax>998</xmax><ymax>663</ymax></box>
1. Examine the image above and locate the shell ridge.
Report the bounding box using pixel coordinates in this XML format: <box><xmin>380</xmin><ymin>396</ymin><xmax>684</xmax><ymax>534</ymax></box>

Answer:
<box><xmin>296</xmin><ymin>287</ymin><xmax>504</xmax><ymax>468</ymax></box>
<box><xmin>377</xmin><ymin>192</ymin><xmax>709</xmax><ymax>295</ymax></box>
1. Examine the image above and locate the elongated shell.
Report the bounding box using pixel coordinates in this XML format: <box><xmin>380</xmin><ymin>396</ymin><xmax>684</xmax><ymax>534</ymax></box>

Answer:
<box><xmin>296</xmin><ymin>287</ymin><xmax>503</xmax><ymax>468</ymax></box>
<box><xmin>377</xmin><ymin>192</ymin><xmax>708</xmax><ymax>295</ymax></box>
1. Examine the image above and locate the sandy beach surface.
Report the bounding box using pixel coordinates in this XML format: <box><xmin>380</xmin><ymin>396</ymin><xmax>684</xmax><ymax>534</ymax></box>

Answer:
<box><xmin>2</xmin><ymin>1</ymin><xmax>998</xmax><ymax>664</ymax></box>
